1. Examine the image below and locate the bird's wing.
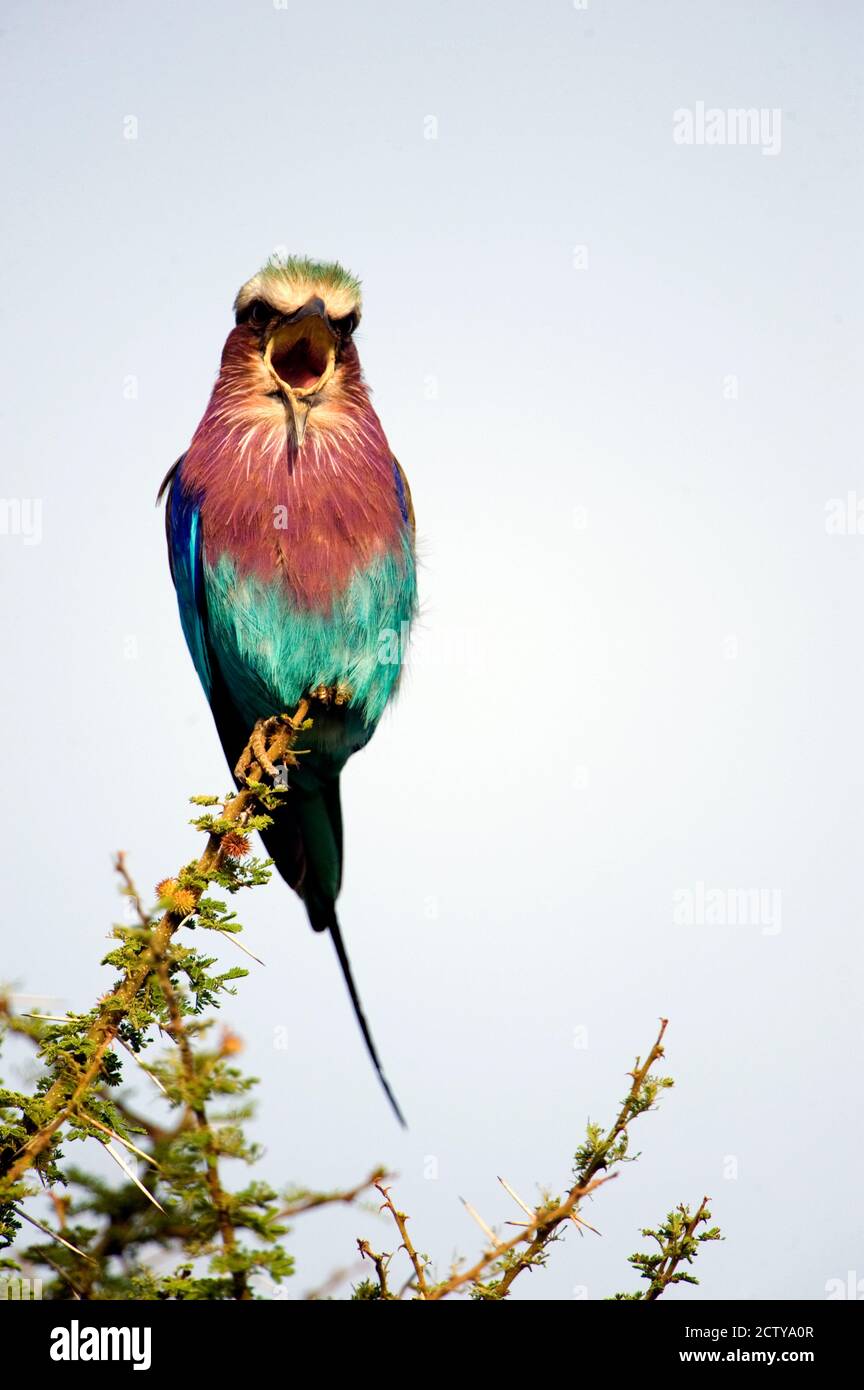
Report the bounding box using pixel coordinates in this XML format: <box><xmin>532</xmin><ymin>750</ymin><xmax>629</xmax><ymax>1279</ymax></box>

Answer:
<box><xmin>160</xmin><ymin>454</ymin><xmax>306</xmax><ymax>880</ymax></box>
<box><xmin>160</xmin><ymin>455</ymin><xmax>212</xmax><ymax>699</ymax></box>
<box><xmin>392</xmin><ymin>457</ymin><xmax>415</xmax><ymax>540</ymax></box>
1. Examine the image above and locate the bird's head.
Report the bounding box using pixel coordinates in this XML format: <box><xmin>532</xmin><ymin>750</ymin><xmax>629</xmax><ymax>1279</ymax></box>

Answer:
<box><xmin>230</xmin><ymin>255</ymin><xmax>363</xmax><ymax>446</ymax></box>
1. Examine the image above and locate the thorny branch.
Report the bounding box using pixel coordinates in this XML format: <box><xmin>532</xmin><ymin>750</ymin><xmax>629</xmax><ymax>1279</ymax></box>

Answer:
<box><xmin>153</xmin><ymin>937</ymin><xmax>246</xmax><ymax>1299</ymax></box>
<box><xmin>279</xmin><ymin>1168</ymin><xmax>391</xmax><ymax>1219</ymax></box>
<box><xmin>0</xmin><ymin>729</ymin><xmax>721</xmax><ymax>1300</ymax></box>
<box><xmin>375</xmin><ymin>1181</ymin><xmax>429</xmax><ymax>1297</ymax></box>
<box><xmin>425</xmin><ymin>1019</ymin><xmax>671</xmax><ymax>1299</ymax></box>
<box><xmin>347</xmin><ymin>1018</ymin><xmax>716</xmax><ymax>1301</ymax></box>
<box><xmin>0</xmin><ymin>784</ymin><xmax>256</xmax><ymax>1189</ymax></box>
<box><xmin>627</xmin><ymin>1195</ymin><xmax>721</xmax><ymax>1301</ymax></box>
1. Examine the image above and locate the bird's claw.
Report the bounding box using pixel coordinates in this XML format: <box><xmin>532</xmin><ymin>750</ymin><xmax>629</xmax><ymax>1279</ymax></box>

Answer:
<box><xmin>234</xmin><ymin>700</ymin><xmax>311</xmax><ymax>786</ymax></box>
<box><xmin>308</xmin><ymin>681</ymin><xmax>354</xmax><ymax>707</ymax></box>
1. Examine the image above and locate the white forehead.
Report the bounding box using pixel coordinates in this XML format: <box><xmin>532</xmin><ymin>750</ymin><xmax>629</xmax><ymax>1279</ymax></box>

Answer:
<box><xmin>234</xmin><ymin>264</ymin><xmax>362</xmax><ymax>321</ymax></box>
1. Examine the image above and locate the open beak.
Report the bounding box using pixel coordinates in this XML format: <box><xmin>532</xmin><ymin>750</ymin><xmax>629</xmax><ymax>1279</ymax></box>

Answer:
<box><xmin>264</xmin><ymin>299</ymin><xmax>337</xmax><ymax>445</ymax></box>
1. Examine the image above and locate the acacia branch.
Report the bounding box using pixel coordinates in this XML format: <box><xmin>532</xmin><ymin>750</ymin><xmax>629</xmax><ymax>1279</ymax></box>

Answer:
<box><xmin>154</xmin><ymin>944</ymin><xmax>248</xmax><ymax>1299</ymax></box>
<box><xmin>425</xmin><ymin>1172</ymin><xmax>614</xmax><ymax>1300</ymax></box>
<box><xmin>357</xmin><ymin>1238</ymin><xmax>393</xmax><ymax>1298</ymax></box>
<box><xmin>279</xmin><ymin>1167</ymin><xmax>390</xmax><ymax>1219</ymax></box>
<box><xmin>642</xmin><ymin>1197</ymin><xmax>715</xmax><ymax>1301</ymax></box>
<box><xmin>1</xmin><ymin>785</ymin><xmax>256</xmax><ymax>1189</ymax></box>
<box><xmin>375</xmin><ymin>1182</ymin><xmax>429</xmax><ymax>1296</ymax></box>
<box><xmin>429</xmin><ymin>1018</ymin><xmax>671</xmax><ymax>1299</ymax></box>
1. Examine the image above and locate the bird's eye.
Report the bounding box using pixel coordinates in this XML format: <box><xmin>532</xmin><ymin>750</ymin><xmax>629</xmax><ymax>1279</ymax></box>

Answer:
<box><xmin>331</xmin><ymin>311</ymin><xmax>359</xmax><ymax>341</ymax></box>
<box><xmin>237</xmin><ymin>299</ymin><xmax>271</xmax><ymax>327</ymax></box>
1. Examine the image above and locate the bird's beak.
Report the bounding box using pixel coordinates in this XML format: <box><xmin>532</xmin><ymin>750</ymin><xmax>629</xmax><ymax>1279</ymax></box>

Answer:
<box><xmin>264</xmin><ymin>299</ymin><xmax>337</xmax><ymax>446</ymax></box>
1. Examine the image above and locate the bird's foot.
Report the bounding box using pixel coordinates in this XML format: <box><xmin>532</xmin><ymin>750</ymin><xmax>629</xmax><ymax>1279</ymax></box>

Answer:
<box><xmin>308</xmin><ymin>681</ymin><xmax>354</xmax><ymax>707</ymax></box>
<box><xmin>234</xmin><ymin>699</ymin><xmax>311</xmax><ymax>786</ymax></box>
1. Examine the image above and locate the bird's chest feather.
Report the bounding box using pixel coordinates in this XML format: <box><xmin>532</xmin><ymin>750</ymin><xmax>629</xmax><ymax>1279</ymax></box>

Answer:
<box><xmin>193</xmin><ymin>440</ymin><xmax>415</xmax><ymax>731</ymax></box>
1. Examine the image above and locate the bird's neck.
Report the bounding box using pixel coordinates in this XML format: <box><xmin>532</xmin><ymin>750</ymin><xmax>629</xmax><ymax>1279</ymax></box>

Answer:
<box><xmin>184</xmin><ymin>328</ymin><xmax>392</xmax><ymax>497</ymax></box>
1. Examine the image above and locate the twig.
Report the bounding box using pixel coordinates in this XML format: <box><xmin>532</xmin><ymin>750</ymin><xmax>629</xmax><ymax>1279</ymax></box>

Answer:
<box><xmin>114</xmin><ymin>851</ymin><xmax>150</xmax><ymax>927</ymax></box>
<box><xmin>375</xmin><ymin>1182</ymin><xmax>429</xmax><ymax>1297</ymax></box>
<box><xmin>279</xmin><ymin>1167</ymin><xmax>390</xmax><ymax>1219</ymax></box>
<box><xmin>357</xmin><ymin>1238</ymin><xmax>393</xmax><ymax>1298</ymax></box>
<box><xmin>304</xmin><ymin>1262</ymin><xmax>364</xmax><ymax>1301</ymax></box>
<box><xmin>643</xmin><ymin>1196</ymin><xmax>713</xmax><ymax>1301</ymax></box>
<box><xmin>426</xmin><ymin>1172</ymin><xmax>614</xmax><ymax>1300</ymax></box>
<box><xmin>580</xmin><ymin>1019</ymin><xmax>670</xmax><ymax>1189</ymax></box>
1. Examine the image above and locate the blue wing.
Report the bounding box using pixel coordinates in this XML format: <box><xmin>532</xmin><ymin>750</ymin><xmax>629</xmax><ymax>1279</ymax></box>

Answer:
<box><xmin>160</xmin><ymin>455</ymin><xmax>212</xmax><ymax>699</ymax></box>
<box><xmin>392</xmin><ymin>456</ymin><xmax>414</xmax><ymax>534</ymax></box>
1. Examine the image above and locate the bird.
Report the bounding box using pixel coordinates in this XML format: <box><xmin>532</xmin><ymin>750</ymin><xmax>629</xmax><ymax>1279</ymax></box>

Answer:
<box><xmin>159</xmin><ymin>256</ymin><xmax>417</xmax><ymax>1125</ymax></box>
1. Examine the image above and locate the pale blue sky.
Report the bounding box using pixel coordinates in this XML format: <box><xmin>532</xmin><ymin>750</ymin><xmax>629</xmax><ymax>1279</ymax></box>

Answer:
<box><xmin>1</xmin><ymin>0</ymin><xmax>862</xmax><ymax>1299</ymax></box>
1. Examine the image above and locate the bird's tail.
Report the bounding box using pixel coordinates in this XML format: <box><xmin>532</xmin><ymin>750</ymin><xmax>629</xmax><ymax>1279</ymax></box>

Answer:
<box><xmin>261</xmin><ymin>789</ymin><xmax>406</xmax><ymax>1128</ymax></box>
<box><xmin>327</xmin><ymin>909</ymin><xmax>406</xmax><ymax>1129</ymax></box>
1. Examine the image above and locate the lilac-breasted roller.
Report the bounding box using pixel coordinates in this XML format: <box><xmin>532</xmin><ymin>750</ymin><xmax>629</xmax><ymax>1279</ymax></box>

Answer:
<box><xmin>160</xmin><ymin>256</ymin><xmax>416</xmax><ymax>1124</ymax></box>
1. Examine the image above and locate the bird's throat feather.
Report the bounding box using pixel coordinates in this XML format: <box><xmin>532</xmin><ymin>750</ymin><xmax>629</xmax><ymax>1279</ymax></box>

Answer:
<box><xmin>182</xmin><ymin>328</ymin><xmax>408</xmax><ymax>611</ymax></box>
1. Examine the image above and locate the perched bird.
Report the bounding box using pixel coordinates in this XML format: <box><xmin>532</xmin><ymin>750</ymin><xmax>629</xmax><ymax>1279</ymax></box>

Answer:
<box><xmin>160</xmin><ymin>256</ymin><xmax>416</xmax><ymax>1124</ymax></box>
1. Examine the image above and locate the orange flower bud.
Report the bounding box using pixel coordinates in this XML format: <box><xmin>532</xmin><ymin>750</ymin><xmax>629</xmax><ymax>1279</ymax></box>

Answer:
<box><xmin>221</xmin><ymin>832</ymin><xmax>251</xmax><ymax>859</ymax></box>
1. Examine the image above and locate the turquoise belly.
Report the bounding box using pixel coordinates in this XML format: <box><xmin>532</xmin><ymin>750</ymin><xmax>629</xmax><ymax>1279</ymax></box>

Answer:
<box><xmin>203</xmin><ymin>541</ymin><xmax>415</xmax><ymax>763</ymax></box>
